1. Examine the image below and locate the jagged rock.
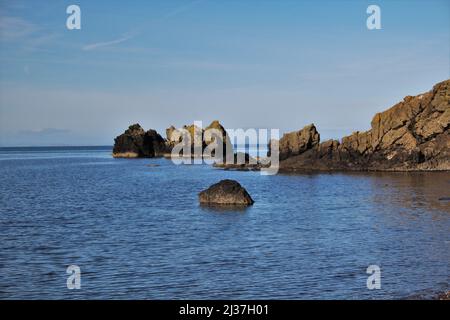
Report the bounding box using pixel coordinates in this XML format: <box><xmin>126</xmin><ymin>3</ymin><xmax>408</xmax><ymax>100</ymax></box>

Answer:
<box><xmin>318</xmin><ymin>139</ymin><xmax>340</xmax><ymax>158</ymax></box>
<box><xmin>166</xmin><ymin>126</ymin><xmax>176</xmax><ymax>144</ymax></box>
<box><xmin>277</xmin><ymin>79</ymin><xmax>450</xmax><ymax>171</ymax></box>
<box><xmin>199</xmin><ymin>179</ymin><xmax>254</xmax><ymax>206</ymax></box>
<box><xmin>205</xmin><ymin>120</ymin><xmax>233</xmax><ymax>152</ymax></box>
<box><xmin>277</xmin><ymin>124</ymin><xmax>320</xmax><ymax>160</ymax></box>
<box><xmin>165</xmin><ymin>120</ymin><xmax>233</xmax><ymax>159</ymax></box>
<box><xmin>113</xmin><ymin>124</ymin><xmax>168</xmax><ymax>158</ymax></box>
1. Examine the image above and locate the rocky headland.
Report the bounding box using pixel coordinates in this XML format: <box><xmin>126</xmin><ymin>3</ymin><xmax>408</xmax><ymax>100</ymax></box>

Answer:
<box><xmin>272</xmin><ymin>79</ymin><xmax>450</xmax><ymax>172</ymax></box>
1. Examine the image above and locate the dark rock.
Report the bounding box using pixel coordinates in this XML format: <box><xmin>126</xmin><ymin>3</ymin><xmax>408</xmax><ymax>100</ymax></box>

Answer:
<box><xmin>113</xmin><ymin>124</ymin><xmax>168</xmax><ymax>158</ymax></box>
<box><xmin>199</xmin><ymin>179</ymin><xmax>254</xmax><ymax>206</ymax></box>
<box><xmin>277</xmin><ymin>79</ymin><xmax>450</xmax><ymax>171</ymax></box>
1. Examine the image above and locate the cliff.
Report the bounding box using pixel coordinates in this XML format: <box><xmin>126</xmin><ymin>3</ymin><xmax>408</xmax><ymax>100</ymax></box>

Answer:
<box><xmin>276</xmin><ymin>79</ymin><xmax>450</xmax><ymax>171</ymax></box>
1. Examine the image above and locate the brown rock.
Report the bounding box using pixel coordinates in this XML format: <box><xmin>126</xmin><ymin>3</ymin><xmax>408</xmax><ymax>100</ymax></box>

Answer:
<box><xmin>278</xmin><ymin>124</ymin><xmax>320</xmax><ymax>160</ymax></box>
<box><xmin>165</xmin><ymin>120</ymin><xmax>233</xmax><ymax>159</ymax></box>
<box><xmin>277</xmin><ymin>79</ymin><xmax>450</xmax><ymax>172</ymax></box>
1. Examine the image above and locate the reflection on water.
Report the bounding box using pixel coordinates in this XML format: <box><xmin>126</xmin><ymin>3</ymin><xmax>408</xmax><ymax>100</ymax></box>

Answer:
<box><xmin>0</xmin><ymin>147</ymin><xmax>448</xmax><ymax>299</ymax></box>
<box><xmin>199</xmin><ymin>204</ymin><xmax>251</xmax><ymax>214</ymax></box>
<box><xmin>367</xmin><ymin>172</ymin><xmax>450</xmax><ymax>215</ymax></box>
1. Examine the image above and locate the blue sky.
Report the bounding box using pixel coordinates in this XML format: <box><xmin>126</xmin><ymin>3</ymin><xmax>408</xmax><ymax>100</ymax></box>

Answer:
<box><xmin>0</xmin><ymin>0</ymin><xmax>449</xmax><ymax>146</ymax></box>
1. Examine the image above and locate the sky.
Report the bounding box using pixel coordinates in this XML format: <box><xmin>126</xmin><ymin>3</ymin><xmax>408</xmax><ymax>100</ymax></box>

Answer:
<box><xmin>0</xmin><ymin>0</ymin><xmax>449</xmax><ymax>146</ymax></box>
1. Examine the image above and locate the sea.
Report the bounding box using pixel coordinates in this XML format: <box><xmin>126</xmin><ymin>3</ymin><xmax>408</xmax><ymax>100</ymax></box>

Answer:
<box><xmin>0</xmin><ymin>146</ymin><xmax>449</xmax><ymax>299</ymax></box>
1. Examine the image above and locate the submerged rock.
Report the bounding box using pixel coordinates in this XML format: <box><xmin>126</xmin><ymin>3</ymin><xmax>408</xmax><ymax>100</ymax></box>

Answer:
<box><xmin>199</xmin><ymin>179</ymin><xmax>254</xmax><ymax>206</ymax></box>
<box><xmin>113</xmin><ymin>124</ymin><xmax>168</xmax><ymax>158</ymax></box>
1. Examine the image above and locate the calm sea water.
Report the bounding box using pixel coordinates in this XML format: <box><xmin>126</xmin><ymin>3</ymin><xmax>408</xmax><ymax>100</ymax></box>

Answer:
<box><xmin>0</xmin><ymin>146</ymin><xmax>449</xmax><ymax>299</ymax></box>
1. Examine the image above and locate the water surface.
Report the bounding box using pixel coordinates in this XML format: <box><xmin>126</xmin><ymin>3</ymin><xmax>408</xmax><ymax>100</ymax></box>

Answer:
<box><xmin>0</xmin><ymin>147</ymin><xmax>449</xmax><ymax>299</ymax></box>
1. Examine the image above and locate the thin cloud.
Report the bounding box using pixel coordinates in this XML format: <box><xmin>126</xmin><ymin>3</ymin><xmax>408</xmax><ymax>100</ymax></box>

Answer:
<box><xmin>0</xmin><ymin>14</ymin><xmax>59</xmax><ymax>52</ymax></box>
<box><xmin>81</xmin><ymin>0</ymin><xmax>205</xmax><ymax>52</ymax></box>
<box><xmin>0</xmin><ymin>15</ymin><xmax>37</xmax><ymax>40</ymax></box>
<box><xmin>82</xmin><ymin>34</ymin><xmax>135</xmax><ymax>51</ymax></box>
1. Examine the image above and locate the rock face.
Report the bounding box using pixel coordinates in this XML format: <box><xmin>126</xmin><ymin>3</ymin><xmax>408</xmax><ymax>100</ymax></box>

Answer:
<box><xmin>199</xmin><ymin>179</ymin><xmax>254</xmax><ymax>205</ymax></box>
<box><xmin>276</xmin><ymin>79</ymin><xmax>450</xmax><ymax>171</ymax></box>
<box><xmin>273</xmin><ymin>124</ymin><xmax>320</xmax><ymax>160</ymax></box>
<box><xmin>113</xmin><ymin>124</ymin><xmax>168</xmax><ymax>158</ymax></box>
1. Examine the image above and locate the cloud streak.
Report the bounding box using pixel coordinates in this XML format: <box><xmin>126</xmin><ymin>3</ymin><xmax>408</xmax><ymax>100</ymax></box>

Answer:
<box><xmin>81</xmin><ymin>0</ymin><xmax>205</xmax><ymax>52</ymax></box>
<box><xmin>82</xmin><ymin>34</ymin><xmax>135</xmax><ymax>51</ymax></box>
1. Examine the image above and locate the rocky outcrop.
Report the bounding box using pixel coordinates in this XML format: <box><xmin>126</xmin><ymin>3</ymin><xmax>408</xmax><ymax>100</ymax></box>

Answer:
<box><xmin>205</xmin><ymin>120</ymin><xmax>233</xmax><ymax>151</ymax></box>
<box><xmin>276</xmin><ymin>124</ymin><xmax>320</xmax><ymax>160</ymax></box>
<box><xmin>199</xmin><ymin>179</ymin><xmax>254</xmax><ymax>205</ymax></box>
<box><xmin>166</xmin><ymin>120</ymin><xmax>233</xmax><ymax>159</ymax></box>
<box><xmin>113</xmin><ymin>120</ymin><xmax>233</xmax><ymax>159</ymax></box>
<box><xmin>113</xmin><ymin>124</ymin><xmax>168</xmax><ymax>158</ymax></box>
<box><xmin>276</xmin><ymin>79</ymin><xmax>450</xmax><ymax>171</ymax></box>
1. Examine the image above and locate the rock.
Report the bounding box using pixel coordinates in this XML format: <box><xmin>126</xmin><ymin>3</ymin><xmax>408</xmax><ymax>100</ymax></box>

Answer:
<box><xmin>205</xmin><ymin>120</ymin><xmax>233</xmax><ymax>157</ymax></box>
<box><xmin>113</xmin><ymin>124</ymin><xmax>168</xmax><ymax>158</ymax></box>
<box><xmin>277</xmin><ymin>124</ymin><xmax>320</xmax><ymax>160</ymax></box>
<box><xmin>165</xmin><ymin>120</ymin><xmax>233</xmax><ymax>159</ymax></box>
<box><xmin>213</xmin><ymin>152</ymin><xmax>260</xmax><ymax>170</ymax></box>
<box><xmin>166</xmin><ymin>126</ymin><xmax>176</xmax><ymax>145</ymax></box>
<box><xmin>277</xmin><ymin>79</ymin><xmax>450</xmax><ymax>171</ymax></box>
<box><xmin>199</xmin><ymin>179</ymin><xmax>254</xmax><ymax>206</ymax></box>
<box><xmin>437</xmin><ymin>291</ymin><xmax>450</xmax><ymax>300</ymax></box>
